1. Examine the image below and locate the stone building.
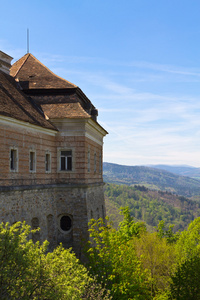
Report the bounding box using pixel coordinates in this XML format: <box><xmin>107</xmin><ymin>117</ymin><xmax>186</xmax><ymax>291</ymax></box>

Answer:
<box><xmin>0</xmin><ymin>50</ymin><xmax>107</xmax><ymax>257</ymax></box>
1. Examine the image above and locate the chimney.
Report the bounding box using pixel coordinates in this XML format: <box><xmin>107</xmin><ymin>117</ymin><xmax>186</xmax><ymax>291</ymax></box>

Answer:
<box><xmin>0</xmin><ymin>50</ymin><xmax>13</xmax><ymax>75</ymax></box>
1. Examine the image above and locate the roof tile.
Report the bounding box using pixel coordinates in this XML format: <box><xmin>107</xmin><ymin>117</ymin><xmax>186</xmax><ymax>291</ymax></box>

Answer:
<box><xmin>41</xmin><ymin>102</ymin><xmax>90</xmax><ymax>119</ymax></box>
<box><xmin>0</xmin><ymin>70</ymin><xmax>57</xmax><ymax>130</ymax></box>
<box><xmin>10</xmin><ymin>53</ymin><xmax>77</xmax><ymax>89</ymax></box>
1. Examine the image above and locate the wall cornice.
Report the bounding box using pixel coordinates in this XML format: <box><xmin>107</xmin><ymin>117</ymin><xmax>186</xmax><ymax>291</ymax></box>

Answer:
<box><xmin>0</xmin><ymin>115</ymin><xmax>57</xmax><ymax>136</ymax></box>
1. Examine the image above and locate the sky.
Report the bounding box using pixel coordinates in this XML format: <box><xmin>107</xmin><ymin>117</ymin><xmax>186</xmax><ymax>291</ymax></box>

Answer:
<box><xmin>1</xmin><ymin>0</ymin><xmax>200</xmax><ymax>167</ymax></box>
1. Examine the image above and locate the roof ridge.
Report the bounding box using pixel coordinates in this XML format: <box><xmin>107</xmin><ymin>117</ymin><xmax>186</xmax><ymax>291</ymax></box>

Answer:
<box><xmin>76</xmin><ymin>102</ymin><xmax>90</xmax><ymax>118</ymax></box>
<box><xmin>26</xmin><ymin>53</ymin><xmax>77</xmax><ymax>88</ymax></box>
<box><xmin>12</xmin><ymin>53</ymin><xmax>30</xmax><ymax>78</ymax></box>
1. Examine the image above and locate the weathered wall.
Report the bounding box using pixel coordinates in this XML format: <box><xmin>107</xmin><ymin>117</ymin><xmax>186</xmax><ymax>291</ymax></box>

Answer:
<box><xmin>0</xmin><ymin>117</ymin><xmax>106</xmax><ymax>257</ymax></box>
<box><xmin>0</xmin><ymin>120</ymin><xmax>103</xmax><ymax>186</ymax></box>
<box><xmin>0</xmin><ymin>183</ymin><xmax>105</xmax><ymax>257</ymax></box>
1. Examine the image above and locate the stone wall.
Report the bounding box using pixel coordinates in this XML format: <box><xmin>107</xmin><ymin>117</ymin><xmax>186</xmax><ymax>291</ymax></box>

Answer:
<box><xmin>0</xmin><ymin>182</ymin><xmax>105</xmax><ymax>257</ymax></box>
<box><xmin>0</xmin><ymin>115</ymin><xmax>106</xmax><ymax>257</ymax></box>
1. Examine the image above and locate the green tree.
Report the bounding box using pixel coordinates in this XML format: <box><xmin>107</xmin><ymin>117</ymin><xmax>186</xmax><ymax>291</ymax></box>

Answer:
<box><xmin>0</xmin><ymin>221</ymin><xmax>109</xmax><ymax>300</ymax></box>
<box><xmin>118</xmin><ymin>206</ymin><xmax>146</xmax><ymax>239</ymax></box>
<box><xmin>86</xmin><ymin>217</ymin><xmax>150</xmax><ymax>300</ymax></box>
<box><xmin>175</xmin><ymin>217</ymin><xmax>200</xmax><ymax>263</ymax></box>
<box><xmin>156</xmin><ymin>221</ymin><xmax>180</xmax><ymax>244</ymax></box>
<box><xmin>135</xmin><ymin>232</ymin><xmax>176</xmax><ymax>299</ymax></box>
<box><xmin>169</xmin><ymin>254</ymin><xmax>200</xmax><ymax>300</ymax></box>
<box><xmin>86</xmin><ymin>211</ymin><xmax>179</xmax><ymax>300</ymax></box>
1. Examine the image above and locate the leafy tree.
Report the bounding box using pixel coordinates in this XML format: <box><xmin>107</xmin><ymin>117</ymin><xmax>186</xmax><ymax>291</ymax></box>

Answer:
<box><xmin>118</xmin><ymin>206</ymin><xmax>146</xmax><ymax>239</ymax></box>
<box><xmin>156</xmin><ymin>221</ymin><xmax>180</xmax><ymax>243</ymax></box>
<box><xmin>86</xmin><ymin>217</ymin><xmax>150</xmax><ymax>300</ymax></box>
<box><xmin>82</xmin><ymin>277</ymin><xmax>112</xmax><ymax>300</ymax></box>
<box><xmin>86</xmin><ymin>210</ymin><xmax>200</xmax><ymax>299</ymax></box>
<box><xmin>169</xmin><ymin>255</ymin><xmax>200</xmax><ymax>299</ymax></box>
<box><xmin>0</xmin><ymin>221</ymin><xmax>110</xmax><ymax>300</ymax></box>
<box><xmin>175</xmin><ymin>217</ymin><xmax>200</xmax><ymax>263</ymax></box>
<box><xmin>86</xmin><ymin>210</ymin><xmax>181</xmax><ymax>300</ymax></box>
<box><xmin>167</xmin><ymin>217</ymin><xmax>200</xmax><ymax>299</ymax></box>
<box><xmin>135</xmin><ymin>232</ymin><xmax>176</xmax><ymax>298</ymax></box>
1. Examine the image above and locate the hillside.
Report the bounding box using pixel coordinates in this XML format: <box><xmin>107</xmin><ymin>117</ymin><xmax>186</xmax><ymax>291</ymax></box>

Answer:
<box><xmin>103</xmin><ymin>162</ymin><xmax>200</xmax><ymax>199</ymax></box>
<box><xmin>104</xmin><ymin>183</ymin><xmax>200</xmax><ymax>231</ymax></box>
<box><xmin>149</xmin><ymin>164</ymin><xmax>200</xmax><ymax>179</ymax></box>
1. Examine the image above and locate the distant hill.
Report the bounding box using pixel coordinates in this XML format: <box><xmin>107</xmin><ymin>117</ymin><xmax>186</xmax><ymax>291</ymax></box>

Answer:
<box><xmin>103</xmin><ymin>162</ymin><xmax>200</xmax><ymax>199</ymax></box>
<box><xmin>104</xmin><ymin>183</ymin><xmax>200</xmax><ymax>231</ymax></box>
<box><xmin>148</xmin><ymin>164</ymin><xmax>200</xmax><ymax>179</ymax></box>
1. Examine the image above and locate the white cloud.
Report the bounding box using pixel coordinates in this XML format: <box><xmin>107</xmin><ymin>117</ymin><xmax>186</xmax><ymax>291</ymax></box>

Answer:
<box><xmin>2</xmin><ymin>47</ymin><xmax>200</xmax><ymax>167</ymax></box>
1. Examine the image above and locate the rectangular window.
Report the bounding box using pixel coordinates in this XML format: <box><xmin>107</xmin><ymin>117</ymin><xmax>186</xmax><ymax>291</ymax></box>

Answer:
<box><xmin>88</xmin><ymin>149</ymin><xmax>90</xmax><ymax>172</ymax></box>
<box><xmin>99</xmin><ymin>153</ymin><xmax>102</xmax><ymax>173</ymax></box>
<box><xmin>10</xmin><ymin>148</ymin><xmax>18</xmax><ymax>171</ymax></box>
<box><xmin>29</xmin><ymin>151</ymin><xmax>36</xmax><ymax>172</ymax></box>
<box><xmin>94</xmin><ymin>152</ymin><xmax>96</xmax><ymax>173</ymax></box>
<box><xmin>45</xmin><ymin>153</ymin><xmax>51</xmax><ymax>172</ymax></box>
<box><xmin>60</xmin><ymin>150</ymin><xmax>72</xmax><ymax>171</ymax></box>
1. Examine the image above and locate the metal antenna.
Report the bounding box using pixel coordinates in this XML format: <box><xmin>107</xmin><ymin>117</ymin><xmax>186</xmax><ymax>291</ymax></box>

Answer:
<box><xmin>27</xmin><ymin>28</ymin><xmax>29</xmax><ymax>53</ymax></box>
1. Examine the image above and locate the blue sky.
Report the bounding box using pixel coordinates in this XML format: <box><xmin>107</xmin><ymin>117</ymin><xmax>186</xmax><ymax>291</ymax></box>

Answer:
<box><xmin>1</xmin><ymin>1</ymin><xmax>200</xmax><ymax>167</ymax></box>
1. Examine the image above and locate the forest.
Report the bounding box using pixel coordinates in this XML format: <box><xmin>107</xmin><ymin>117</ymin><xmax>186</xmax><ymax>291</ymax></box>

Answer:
<box><xmin>104</xmin><ymin>183</ymin><xmax>200</xmax><ymax>231</ymax></box>
<box><xmin>2</xmin><ymin>169</ymin><xmax>200</xmax><ymax>299</ymax></box>
<box><xmin>103</xmin><ymin>162</ymin><xmax>200</xmax><ymax>199</ymax></box>
<box><xmin>2</xmin><ymin>211</ymin><xmax>200</xmax><ymax>299</ymax></box>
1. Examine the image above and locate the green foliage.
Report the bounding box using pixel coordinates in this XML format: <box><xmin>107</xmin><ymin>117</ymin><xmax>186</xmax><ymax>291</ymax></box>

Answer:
<box><xmin>86</xmin><ymin>212</ymin><xmax>200</xmax><ymax>299</ymax></box>
<box><xmin>103</xmin><ymin>162</ymin><xmax>200</xmax><ymax>198</ymax></box>
<box><xmin>0</xmin><ymin>221</ymin><xmax>108</xmax><ymax>300</ymax></box>
<box><xmin>168</xmin><ymin>217</ymin><xmax>200</xmax><ymax>299</ymax></box>
<box><xmin>4</xmin><ymin>212</ymin><xmax>200</xmax><ymax>299</ymax></box>
<box><xmin>86</xmin><ymin>218</ymin><xmax>150</xmax><ymax>300</ymax></box>
<box><xmin>0</xmin><ymin>222</ymin><xmax>52</xmax><ymax>299</ymax></box>
<box><xmin>156</xmin><ymin>221</ymin><xmax>180</xmax><ymax>243</ymax></box>
<box><xmin>135</xmin><ymin>232</ymin><xmax>176</xmax><ymax>298</ymax></box>
<box><xmin>82</xmin><ymin>277</ymin><xmax>112</xmax><ymax>300</ymax></box>
<box><xmin>169</xmin><ymin>255</ymin><xmax>200</xmax><ymax>299</ymax></box>
<box><xmin>105</xmin><ymin>183</ymin><xmax>200</xmax><ymax>231</ymax></box>
<box><xmin>174</xmin><ymin>217</ymin><xmax>200</xmax><ymax>265</ymax></box>
<box><xmin>44</xmin><ymin>245</ymin><xmax>89</xmax><ymax>299</ymax></box>
<box><xmin>118</xmin><ymin>206</ymin><xmax>146</xmax><ymax>239</ymax></box>
<box><xmin>104</xmin><ymin>197</ymin><xmax>124</xmax><ymax>229</ymax></box>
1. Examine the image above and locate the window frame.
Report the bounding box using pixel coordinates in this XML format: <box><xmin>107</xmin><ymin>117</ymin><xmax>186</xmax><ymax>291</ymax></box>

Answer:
<box><xmin>87</xmin><ymin>148</ymin><xmax>90</xmax><ymax>172</ymax></box>
<box><xmin>10</xmin><ymin>147</ymin><xmax>18</xmax><ymax>172</ymax></box>
<box><xmin>45</xmin><ymin>152</ymin><xmax>51</xmax><ymax>173</ymax></box>
<box><xmin>58</xmin><ymin>148</ymin><xmax>74</xmax><ymax>172</ymax></box>
<box><xmin>29</xmin><ymin>150</ymin><xmax>36</xmax><ymax>173</ymax></box>
<box><xmin>94</xmin><ymin>152</ymin><xmax>97</xmax><ymax>173</ymax></box>
<box><xmin>99</xmin><ymin>152</ymin><xmax>102</xmax><ymax>174</ymax></box>
<box><xmin>58</xmin><ymin>214</ymin><xmax>73</xmax><ymax>233</ymax></box>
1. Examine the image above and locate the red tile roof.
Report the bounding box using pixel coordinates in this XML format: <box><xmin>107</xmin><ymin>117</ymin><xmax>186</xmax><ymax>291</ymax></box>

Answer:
<box><xmin>41</xmin><ymin>102</ymin><xmax>90</xmax><ymax>119</ymax></box>
<box><xmin>0</xmin><ymin>70</ymin><xmax>57</xmax><ymax>131</ymax></box>
<box><xmin>10</xmin><ymin>53</ymin><xmax>77</xmax><ymax>89</ymax></box>
<box><xmin>7</xmin><ymin>53</ymin><xmax>107</xmax><ymax>133</ymax></box>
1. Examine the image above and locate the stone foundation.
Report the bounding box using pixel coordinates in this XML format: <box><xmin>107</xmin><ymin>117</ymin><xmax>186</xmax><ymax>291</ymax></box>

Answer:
<box><xmin>0</xmin><ymin>183</ymin><xmax>105</xmax><ymax>258</ymax></box>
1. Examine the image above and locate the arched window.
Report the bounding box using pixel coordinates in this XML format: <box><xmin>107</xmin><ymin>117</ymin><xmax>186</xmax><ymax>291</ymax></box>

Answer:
<box><xmin>96</xmin><ymin>207</ymin><xmax>99</xmax><ymax>219</ymax></box>
<box><xmin>59</xmin><ymin>215</ymin><xmax>72</xmax><ymax>232</ymax></box>
<box><xmin>102</xmin><ymin>205</ymin><xmax>105</xmax><ymax>220</ymax></box>
<box><xmin>31</xmin><ymin>217</ymin><xmax>40</xmax><ymax>243</ymax></box>
<box><xmin>47</xmin><ymin>214</ymin><xmax>56</xmax><ymax>250</ymax></box>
